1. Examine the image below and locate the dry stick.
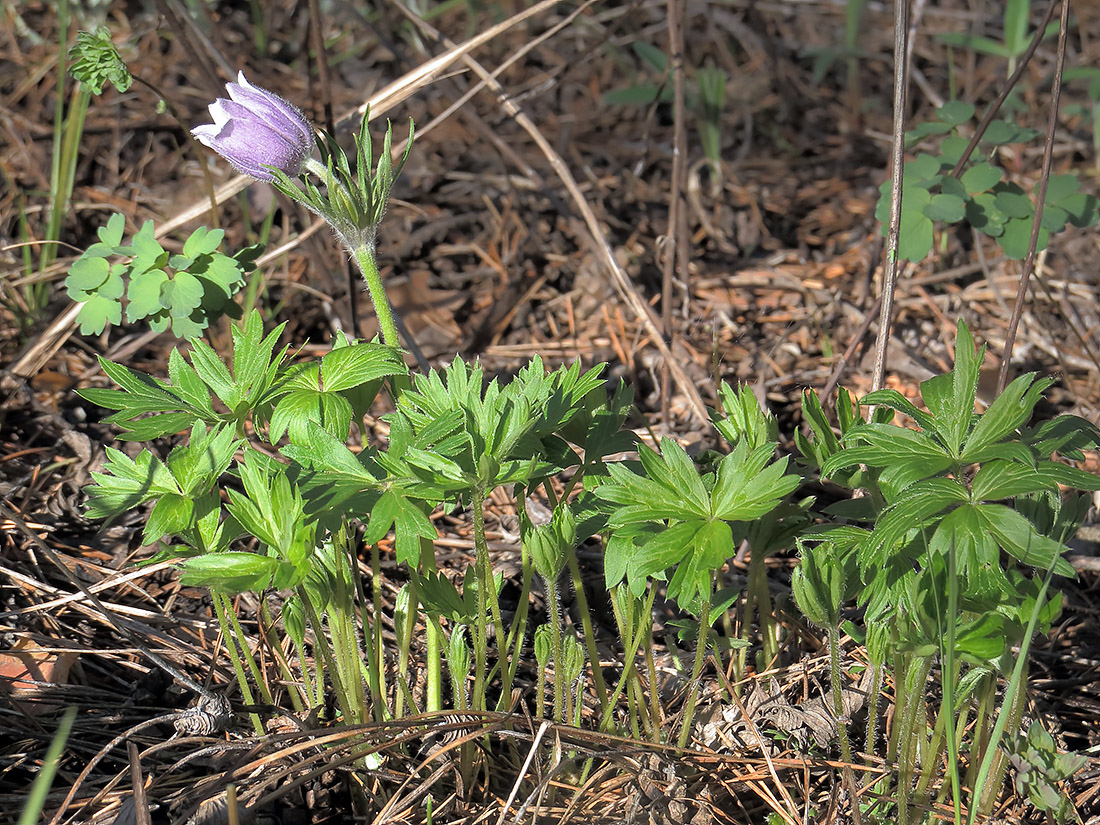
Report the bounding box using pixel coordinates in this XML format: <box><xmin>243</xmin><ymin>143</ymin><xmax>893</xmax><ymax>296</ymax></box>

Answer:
<box><xmin>127</xmin><ymin>741</ymin><xmax>152</xmax><ymax>825</ymax></box>
<box><xmin>10</xmin><ymin>0</ymin><xmax>563</xmax><ymax>379</ymax></box>
<box><xmin>661</xmin><ymin>0</ymin><xmax>689</xmax><ymax>422</ymax></box>
<box><xmin>949</xmin><ymin>0</ymin><xmax>1062</xmax><ymax>180</ymax></box>
<box><xmin>871</xmin><ymin>0</ymin><xmax>911</xmax><ymax>395</ymax></box>
<box><xmin>392</xmin><ymin>1</ymin><xmax>711</xmax><ymax>424</ymax></box>
<box><xmin>996</xmin><ymin>0</ymin><xmax>1071</xmax><ymax>395</ymax></box>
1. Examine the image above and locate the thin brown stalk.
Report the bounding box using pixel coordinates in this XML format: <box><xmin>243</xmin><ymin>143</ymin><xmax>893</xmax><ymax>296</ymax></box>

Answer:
<box><xmin>662</xmin><ymin>0</ymin><xmax>689</xmax><ymax>420</ymax></box>
<box><xmin>997</xmin><ymin>0</ymin><xmax>1071</xmax><ymax>394</ymax></box>
<box><xmin>872</xmin><ymin>0</ymin><xmax>911</xmax><ymax>394</ymax></box>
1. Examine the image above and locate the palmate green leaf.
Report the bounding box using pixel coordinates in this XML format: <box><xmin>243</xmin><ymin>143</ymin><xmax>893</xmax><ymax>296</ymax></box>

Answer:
<box><xmin>362</xmin><ymin>488</ymin><xmax>438</xmax><ymax>566</ymax></box>
<box><xmin>665</xmin><ymin>519</ymin><xmax>734</xmax><ymax>610</ymax></box>
<box><xmin>976</xmin><ymin>503</ymin><xmax>1076</xmax><ymax>577</ymax></box>
<box><xmin>826</xmin><ymin>424</ymin><xmax>953</xmax><ymax>491</ymax></box>
<box><xmin>923</xmin><ymin>319</ymin><xmax>981</xmax><ymax>456</ymax></box>
<box><xmin>930</xmin><ymin>505</ymin><xmax>1010</xmax><ymax>597</ymax></box>
<box><xmin>128</xmin><ymin>221</ymin><xmax>167</xmax><ymax>275</ymax></box>
<box><xmin>1036</xmin><ymin>461</ymin><xmax>1100</xmax><ymax>491</ymax></box>
<box><xmin>144</xmin><ymin>493</ymin><xmax>195</xmax><ymax>545</ymax></box>
<box><xmin>626</xmin><ymin>519</ymin><xmax>703</xmax><ymax>592</ymax></box>
<box><xmin>1024</xmin><ymin>415</ymin><xmax>1100</xmax><ymax>459</ymax></box>
<box><xmin>65</xmin><ymin>255</ymin><xmax>111</xmax><ymax>300</ymax></box>
<box><xmin>320</xmin><ymin>341</ymin><xmax>407</xmax><ymax>393</ymax></box>
<box><xmin>961</xmin><ymin>162</ymin><xmax>1002</xmax><ymax>194</ymax></box>
<box><xmin>85</xmin><ymin>447</ymin><xmax>180</xmax><ymax>521</ymax></box>
<box><xmin>75</xmin><ymin>293</ymin><xmax>123</xmax><ymax>335</ymax></box>
<box><xmin>858</xmin><ymin>388</ymin><xmax>939</xmax><ymax>433</ymax></box>
<box><xmin>859</xmin><ymin>477</ymin><xmax>969</xmax><ymax>569</ymax></box>
<box><xmin>962</xmin><ymin>372</ymin><xmax>1053</xmax><ymax>460</ymax></box>
<box><xmin>166</xmin><ymin>348</ymin><xmax>215</xmax><ymax>418</ymax></box>
<box><xmin>80</xmin><ymin>357</ymin><xmax>216</xmax><ymax>438</ymax></box>
<box><xmin>712</xmin><ymin>442</ymin><xmax>798</xmax><ymax>521</ymax></box>
<box><xmin>165</xmin><ymin>424</ymin><xmax>240</xmax><ymax>496</ymax></box>
<box><xmin>282</xmin><ymin>422</ymin><xmax>385</xmax><ymax>519</ymax></box>
<box><xmin>713</xmin><ymin>382</ymin><xmax>778</xmax><ymax>450</ymax></box>
<box><xmin>937</xmin><ymin>100</ymin><xmax>976</xmax><ymax>126</ymax></box>
<box><xmin>971</xmin><ymin>460</ymin><xmax>1057</xmax><ymax>501</ymax></box>
<box><xmin>925</xmin><ymin>193</ymin><xmax>966</xmax><ymax>222</ymax></box>
<box><xmin>643</xmin><ymin>437</ymin><xmax>710</xmax><ymax>514</ymax></box>
<box><xmin>1001</xmin><ymin>215</ymin><xmax>1050</xmax><ymax>259</ymax></box>
<box><xmin>599</xmin><ymin>460</ymin><xmax>706</xmax><ymax>524</ymax></box>
<box><xmin>125</xmin><ymin>268</ymin><xmax>169</xmax><ymax>321</ymax></box>
<box><xmin>604</xmin><ymin>523</ymin><xmax>660</xmax><ymax>592</ymax></box>
<box><xmin>179</xmin><ymin>551</ymin><xmax>281</xmax><ymax>594</ymax></box>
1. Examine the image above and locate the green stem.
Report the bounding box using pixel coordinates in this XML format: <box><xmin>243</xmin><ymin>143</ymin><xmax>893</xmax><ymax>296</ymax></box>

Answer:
<box><xmin>212</xmin><ymin>591</ymin><xmax>264</xmax><ymax>735</ymax></box>
<box><xmin>896</xmin><ymin>655</ymin><xmax>933</xmax><ymax>825</ymax></box>
<box><xmin>601</xmin><ymin>586</ymin><xmax>657</xmax><ymax>733</ymax></box>
<box><xmin>369</xmin><ymin>542</ymin><xmax>387</xmax><ymax>718</ymax></box>
<box><xmin>677</xmin><ymin>579</ymin><xmax>712</xmax><ymax>749</ymax></box>
<box><xmin>942</xmin><ymin>543</ymin><xmax>963</xmax><ymax>825</ymax></box>
<box><xmin>300</xmin><ymin>589</ymin><xmax>355</xmax><ymax>726</ymax></box>
<box><xmin>747</xmin><ymin>549</ymin><xmax>777</xmax><ymax>666</ymax></box>
<box><xmin>259</xmin><ymin>601</ymin><xmax>305</xmax><ymax>712</ymax></box>
<box><xmin>865</xmin><ymin>661</ymin><xmax>883</xmax><ymax>756</ymax></box>
<box><xmin>471</xmin><ymin>485</ymin><xmax>511</xmax><ymax>710</ymax></box>
<box><xmin>505</xmin><ymin>549</ymin><xmax>534</xmax><ymax>693</ymax></box>
<box><xmin>351</xmin><ymin>242</ymin><xmax>399</xmax><ymax>348</ymax></box>
<box><xmin>566</xmin><ymin>545</ymin><xmax>609</xmax><ymax>713</ymax></box>
<box><xmin>419</xmin><ymin>537</ymin><xmax>443</xmax><ymax>714</ymax></box>
<box><xmin>828</xmin><ymin>623</ymin><xmax>855</xmax><ymax>766</ymax></box>
<box><xmin>544</xmin><ymin>573</ymin><xmax>565</xmax><ymax>723</ymax></box>
<box><xmin>223</xmin><ymin>593</ymin><xmax>274</xmax><ymax>707</ymax></box>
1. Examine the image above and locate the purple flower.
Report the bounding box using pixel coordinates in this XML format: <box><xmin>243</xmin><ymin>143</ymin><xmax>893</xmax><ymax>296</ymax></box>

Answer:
<box><xmin>191</xmin><ymin>72</ymin><xmax>314</xmax><ymax>181</ymax></box>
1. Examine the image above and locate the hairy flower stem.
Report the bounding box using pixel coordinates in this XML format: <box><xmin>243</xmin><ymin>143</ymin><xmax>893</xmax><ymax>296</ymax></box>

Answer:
<box><xmin>544</xmin><ymin>572</ymin><xmax>566</xmax><ymax>722</ymax></box>
<box><xmin>677</xmin><ymin>582</ymin><xmax>713</xmax><ymax>748</ymax></box>
<box><xmin>864</xmin><ymin>661</ymin><xmax>883</xmax><ymax>755</ymax></box>
<box><xmin>828</xmin><ymin>624</ymin><xmax>854</xmax><ymax>765</ymax></box>
<box><xmin>351</xmin><ymin>242</ymin><xmax>400</xmax><ymax>348</ymax></box>
<box><xmin>602</xmin><ymin>587</ymin><xmax>658</xmax><ymax>733</ymax></box>
<box><xmin>300</xmin><ymin>589</ymin><xmax>356</xmax><ymax>726</ymax></box>
<box><xmin>368</xmin><ymin>542</ymin><xmax>387</xmax><ymax>717</ymax></box>
<box><xmin>828</xmin><ymin>623</ymin><xmax>862</xmax><ymax>825</ymax></box>
<box><xmin>212</xmin><ymin>590</ymin><xmax>264</xmax><ymax>735</ymax></box>
<box><xmin>471</xmin><ymin>486</ymin><xmax>510</xmax><ymax>711</ymax></box>
<box><xmin>895</xmin><ymin>654</ymin><xmax>933</xmax><ymax>825</ymax></box>
<box><xmin>565</xmin><ymin>547</ymin><xmax>608</xmax><ymax>712</ymax></box>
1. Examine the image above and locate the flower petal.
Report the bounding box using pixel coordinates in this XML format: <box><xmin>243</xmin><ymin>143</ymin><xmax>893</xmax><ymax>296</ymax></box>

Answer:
<box><xmin>191</xmin><ymin>114</ymin><xmax>303</xmax><ymax>180</ymax></box>
<box><xmin>227</xmin><ymin>72</ymin><xmax>314</xmax><ymax>149</ymax></box>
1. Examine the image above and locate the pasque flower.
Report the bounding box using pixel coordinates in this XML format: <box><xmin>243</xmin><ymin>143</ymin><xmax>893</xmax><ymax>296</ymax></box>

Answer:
<box><xmin>194</xmin><ymin>69</ymin><xmax>414</xmax><ymax>351</ymax></box>
<box><xmin>191</xmin><ymin>72</ymin><xmax>314</xmax><ymax>181</ymax></box>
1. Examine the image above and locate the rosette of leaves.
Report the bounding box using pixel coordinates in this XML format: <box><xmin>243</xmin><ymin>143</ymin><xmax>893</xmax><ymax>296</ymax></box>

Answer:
<box><xmin>597</xmin><ymin>428</ymin><xmax>800</xmax><ymax>609</ymax></box>
<box><xmin>822</xmin><ymin>320</ymin><xmax>1100</xmax><ymax>662</ymax></box>
<box><xmin>875</xmin><ymin>100</ymin><xmax>1099</xmax><ymax>261</ymax></box>
<box><xmin>65</xmin><ymin>214</ymin><xmax>262</xmax><ymax>337</ymax></box>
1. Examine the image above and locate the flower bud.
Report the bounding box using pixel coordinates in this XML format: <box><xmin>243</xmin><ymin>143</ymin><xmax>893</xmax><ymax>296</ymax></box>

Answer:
<box><xmin>191</xmin><ymin>72</ymin><xmax>314</xmax><ymax>181</ymax></box>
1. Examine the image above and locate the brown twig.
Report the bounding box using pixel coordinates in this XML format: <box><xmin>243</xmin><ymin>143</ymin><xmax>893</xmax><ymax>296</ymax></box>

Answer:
<box><xmin>871</xmin><ymin>0</ymin><xmax>911</xmax><ymax>395</ymax></box>
<box><xmin>661</xmin><ymin>0</ymin><xmax>689</xmax><ymax>420</ymax></box>
<box><xmin>997</xmin><ymin>0</ymin><xmax>1071</xmax><ymax>394</ymax></box>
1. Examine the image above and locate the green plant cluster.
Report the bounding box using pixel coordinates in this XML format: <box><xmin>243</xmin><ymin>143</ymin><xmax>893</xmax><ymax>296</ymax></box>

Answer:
<box><xmin>796</xmin><ymin>319</ymin><xmax>1100</xmax><ymax>823</ymax></box>
<box><xmin>875</xmin><ymin>100</ymin><xmax>1099</xmax><ymax>261</ymax></box>
<box><xmin>78</xmin><ymin>301</ymin><xmax>1100</xmax><ymax>820</ymax></box>
<box><xmin>64</xmin><ymin>214</ymin><xmax>261</xmax><ymax>337</ymax></box>
<box><xmin>1009</xmin><ymin>720</ymin><xmax>1087</xmax><ymax>823</ymax></box>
